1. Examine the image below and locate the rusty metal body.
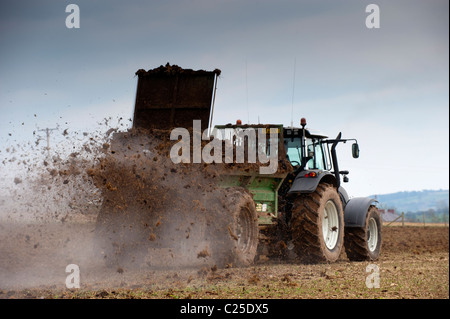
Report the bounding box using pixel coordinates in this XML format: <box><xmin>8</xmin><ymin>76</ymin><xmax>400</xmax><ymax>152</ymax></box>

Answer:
<box><xmin>133</xmin><ymin>64</ymin><xmax>220</xmax><ymax>132</ymax></box>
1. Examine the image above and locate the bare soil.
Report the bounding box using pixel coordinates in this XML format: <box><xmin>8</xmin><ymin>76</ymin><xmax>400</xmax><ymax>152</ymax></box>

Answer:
<box><xmin>0</xmin><ymin>222</ymin><xmax>447</xmax><ymax>299</ymax></box>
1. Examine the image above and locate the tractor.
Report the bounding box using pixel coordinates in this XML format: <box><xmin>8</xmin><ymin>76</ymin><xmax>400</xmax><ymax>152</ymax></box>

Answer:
<box><xmin>94</xmin><ymin>64</ymin><xmax>382</xmax><ymax>267</ymax></box>
<box><xmin>211</xmin><ymin>120</ymin><xmax>382</xmax><ymax>264</ymax></box>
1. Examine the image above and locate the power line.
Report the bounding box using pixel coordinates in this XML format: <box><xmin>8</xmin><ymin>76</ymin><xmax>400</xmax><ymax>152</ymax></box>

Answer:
<box><xmin>37</xmin><ymin>127</ymin><xmax>58</xmax><ymax>158</ymax></box>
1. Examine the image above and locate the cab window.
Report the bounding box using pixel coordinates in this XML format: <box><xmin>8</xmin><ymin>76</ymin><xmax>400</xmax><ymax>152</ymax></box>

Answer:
<box><xmin>306</xmin><ymin>140</ymin><xmax>326</xmax><ymax>170</ymax></box>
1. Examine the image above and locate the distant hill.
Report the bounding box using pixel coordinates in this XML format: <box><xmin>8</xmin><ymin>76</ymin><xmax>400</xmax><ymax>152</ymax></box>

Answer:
<box><xmin>371</xmin><ymin>189</ymin><xmax>449</xmax><ymax>213</ymax></box>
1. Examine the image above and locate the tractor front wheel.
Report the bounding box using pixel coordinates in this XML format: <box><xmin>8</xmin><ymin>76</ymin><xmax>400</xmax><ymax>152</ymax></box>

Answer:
<box><xmin>290</xmin><ymin>183</ymin><xmax>345</xmax><ymax>263</ymax></box>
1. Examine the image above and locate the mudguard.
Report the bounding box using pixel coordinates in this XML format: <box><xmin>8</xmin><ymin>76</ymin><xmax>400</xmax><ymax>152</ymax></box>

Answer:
<box><xmin>338</xmin><ymin>186</ymin><xmax>349</xmax><ymax>205</ymax></box>
<box><xmin>344</xmin><ymin>197</ymin><xmax>378</xmax><ymax>227</ymax></box>
<box><xmin>287</xmin><ymin>170</ymin><xmax>337</xmax><ymax>194</ymax></box>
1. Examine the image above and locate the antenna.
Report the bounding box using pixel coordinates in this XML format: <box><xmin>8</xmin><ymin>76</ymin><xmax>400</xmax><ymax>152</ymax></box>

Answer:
<box><xmin>246</xmin><ymin>59</ymin><xmax>250</xmax><ymax>124</ymax></box>
<box><xmin>290</xmin><ymin>57</ymin><xmax>296</xmax><ymax>128</ymax></box>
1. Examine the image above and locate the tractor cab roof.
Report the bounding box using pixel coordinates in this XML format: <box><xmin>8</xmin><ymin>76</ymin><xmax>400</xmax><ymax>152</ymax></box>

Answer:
<box><xmin>212</xmin><ymin>123</ymin><xmax>328</xmax><ymax>140</ymax></box>
<box><xmin>283</xmin><ymin>126</ymin><xmax>328</xmax><ymax>139</ymax></box>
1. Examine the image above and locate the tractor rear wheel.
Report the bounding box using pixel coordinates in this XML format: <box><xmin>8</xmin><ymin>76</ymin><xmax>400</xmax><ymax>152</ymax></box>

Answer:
<box><xmin>290</xmin><ymin>183</ymin><xmax>344</xmax><ymax>263</ymax></box>
<box><xmin>210</xmin><ymin>189</ymin><xmax>259</xmax><ymax>267</ymax></box>
<box><xmin>344</xmin><ymin>205</ymin><xmax>382</xmax><ymax>261</ymax></box>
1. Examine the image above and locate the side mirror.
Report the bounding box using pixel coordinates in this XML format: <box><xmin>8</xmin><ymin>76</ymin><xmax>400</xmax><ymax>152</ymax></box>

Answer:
<box><xmin>352</xmin><ymin>143</ymin><xmax>360</xmax><ymax>158</ymax></box>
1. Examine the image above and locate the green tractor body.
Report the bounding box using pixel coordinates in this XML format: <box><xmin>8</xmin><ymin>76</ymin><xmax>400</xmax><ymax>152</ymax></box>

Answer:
<box><xmin>210</xmin><ymin>120</ymin><xmax>382</xmax><ymax>263</ymax></box>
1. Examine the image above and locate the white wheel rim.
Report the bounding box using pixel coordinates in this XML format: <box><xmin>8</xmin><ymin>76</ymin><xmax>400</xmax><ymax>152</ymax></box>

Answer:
<box><xmin>367</xmin><ymin>217</ymin><xmax>378</xmax><ymax>252</ymax></box>
<box><xmin>322</xmin><ymin>200</ymin><xmax>339</xmax><ymax>250</ymax></box>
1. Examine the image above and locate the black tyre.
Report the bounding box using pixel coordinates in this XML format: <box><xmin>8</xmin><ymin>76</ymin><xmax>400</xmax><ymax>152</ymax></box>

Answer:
<box><xmin>260</xmin><ymin>217</ymin><xmax>290</xmax><ymax>260</ymax></box>
<box><xmin>290</xmin><ymin>183</ymin><xmax>344</xmax><ymax>263</ymax></box>
<box><xmin>344</xmin><ymin>205</ymin><xmax>382</xmax><ymax>261</ymax></box>
<box><xmin>210</xmin><ymin>189</ymin><xmax>259</xmax><ymax>267</ymax></box>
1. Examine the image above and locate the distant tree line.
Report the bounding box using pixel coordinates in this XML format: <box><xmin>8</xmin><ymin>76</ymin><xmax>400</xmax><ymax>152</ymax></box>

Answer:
<box><xmin>404</xmin><ymin>205</ymin><xmax>449</xmax><ymax>224</ymax></box>
<box><xmin>374</xmin><ymin>189</ymin><xmax>448</xmax><ymax>214</ymax></box>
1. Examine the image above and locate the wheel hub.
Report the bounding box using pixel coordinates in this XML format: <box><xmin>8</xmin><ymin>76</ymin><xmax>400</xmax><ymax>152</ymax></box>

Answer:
<box><xmin>322</xmin><ymin>200</ymin><xmax>340</xmax><ymax>250</ymax></box>
<box><xmin>367</xmin><ymin>217</ymin><xmax>378</xmax><ymax>252</ymax></box>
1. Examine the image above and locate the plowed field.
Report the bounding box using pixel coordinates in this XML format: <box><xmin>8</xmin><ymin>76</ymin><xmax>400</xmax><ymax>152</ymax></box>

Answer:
<box><xmin>0</xmin><ymin>220</ymin><xmax>448</xmax><ymax>299</ymax></box>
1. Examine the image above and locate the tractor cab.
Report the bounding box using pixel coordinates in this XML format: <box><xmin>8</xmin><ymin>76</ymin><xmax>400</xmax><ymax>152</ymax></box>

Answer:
<box><xmin>282</xmin><ymin>118</ymin><xmax>360</xmax><ymax>197</ymax></box>
<box><xmin>283</xmin><ymin>124</ymin><xmax>330</xmax><ymax>172</ymax></box>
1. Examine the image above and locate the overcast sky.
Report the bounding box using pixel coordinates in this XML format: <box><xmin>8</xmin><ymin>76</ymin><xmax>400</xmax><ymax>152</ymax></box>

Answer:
<box><xmin>0</xmin><ymin>0</ymin><xmax>448</xmax><ymax>197</ymax></box>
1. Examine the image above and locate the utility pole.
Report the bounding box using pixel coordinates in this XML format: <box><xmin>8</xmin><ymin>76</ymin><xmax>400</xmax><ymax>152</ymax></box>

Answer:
<box><xmin>38</xmin><ymin>127</ymin><xmax>58</xmax><ymax>158</ymax></box>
